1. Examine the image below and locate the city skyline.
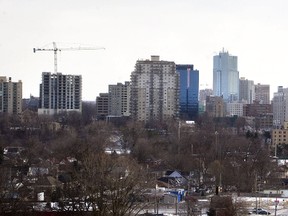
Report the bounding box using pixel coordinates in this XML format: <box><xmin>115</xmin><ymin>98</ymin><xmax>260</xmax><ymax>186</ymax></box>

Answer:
<box><xmin>1</xmin><ymin>0</ymin><xmax>288</xmax><ymax>101</ymax></box>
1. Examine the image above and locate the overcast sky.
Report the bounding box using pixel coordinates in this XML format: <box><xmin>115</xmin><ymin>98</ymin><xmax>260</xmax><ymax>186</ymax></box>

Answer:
<box><xmin>1</xmin><ymin>0</ymin><xmax>288</xmax><ymax>101</ymax></box>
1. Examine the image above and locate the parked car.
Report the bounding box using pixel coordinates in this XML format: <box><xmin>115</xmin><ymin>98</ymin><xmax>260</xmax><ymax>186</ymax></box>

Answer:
<box><xmin>257</xmin><ymin>210</ymin><xmax>271</xmax><ymax>215</ymax></box>
<box><xmin>249</xmin><ymin>208</ymin><xmax>271</xmax><ymax>215</ymax></box>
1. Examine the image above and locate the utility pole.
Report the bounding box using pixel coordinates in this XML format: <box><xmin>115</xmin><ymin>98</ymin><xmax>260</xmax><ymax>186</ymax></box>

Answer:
<box><xmin>215</xmin><ymin>131</ymin><xmax>222</xmax><ymax>195</ymax></box>
<box><xmin>154</xmin><ymin>172</ymin><xmax>159</xmax><ymax>214</ymax></box>
<box><xmin>178</xmin><ymin>121</ymin><xmax>181</xmax><ymax>154</ymax></box>
<box><xmin>255</xmin><ymin>173</ymin><xmax>258</xmax><ymax>214</ymax></box>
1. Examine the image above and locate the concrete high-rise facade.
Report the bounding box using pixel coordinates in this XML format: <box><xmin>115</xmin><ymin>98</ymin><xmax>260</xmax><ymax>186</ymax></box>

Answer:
<box><xmin>243</xmin><ymin>101</ymin><xmax>272</xmax><ymax>117</ymax></box>
<box><xmin>176</xmin><ymin>64</ymin><xmax>199</xmax><ymax>120</ymax></box>
<box><xmin>226</xmin><ymin>102</ymin><xmax>243</xmax><ymax>117</ymax></box>
<box><xmin>239</xmin><ymin>77</ymin><xmax>255</xmax><ymax>104</ymax></box>
<box><xmin>255</xmin><ymin>83</ymin><xmax>270</xmax><ymax>104</ymax></box>
<box><xmin>199</xmin><ymin>89</ymin><xmax>213</xmax><ymax>103</ymax></box>
<box><xmin>108</xmin><ymin>82</ymin><xmax>130</xmax><ymax>117</ymax></box>
<box><xmin>38</xmin><ymin>72</ymin><xmax>82</xmax><ymax>115</ymax></box>
<box><xmin>213</xmin><ymin>50</ymin><xmax>239</xmax><ymax>102</ymax></box>
<box><xmin>199</xmin><ymin>88</ymin><xmax>213</xmax><ymax>113</ymax></box>
<box><xmin>96</xmin><ymin>93</ymin><xmax>109</xmax><ymax>120</ymax></box>
<box><xmin>206</xmin><ymin>95</ymin><xmax>225</xmax><ymax>118</ymax></box>
<box><xmin>0</xmin><ymin>76</ymin><xmax>22</xmax><ymax>114</ymax></box>
<box><xmin>272</xmin><ymin>86</ymin><xmax>288</xmax><ymax>127</ymax></box>
<box><xmin>130</xmin><ymin>55</ymin><xmax>179</xmax><ymax>122</ymax></box>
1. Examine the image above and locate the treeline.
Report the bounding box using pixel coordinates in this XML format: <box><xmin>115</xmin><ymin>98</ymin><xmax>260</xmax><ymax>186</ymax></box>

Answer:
<box><xmin>0</xmin><ymin>106</ymin><xmax>279</xmax><ymax>215</ymax></box>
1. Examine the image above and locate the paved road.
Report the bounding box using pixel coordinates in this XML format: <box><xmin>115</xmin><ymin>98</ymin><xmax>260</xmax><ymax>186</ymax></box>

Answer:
<box><xmin>275</xmin><ymin>208</ymin><xmax>288</xmax><ymax>216</ymax></box>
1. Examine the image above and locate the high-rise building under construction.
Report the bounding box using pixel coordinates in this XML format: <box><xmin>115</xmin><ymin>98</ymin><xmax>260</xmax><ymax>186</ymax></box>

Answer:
<box><xmin>38</xmin><ymin>72</ymin><xmax>82</xmax><ymax>115</ymax></box>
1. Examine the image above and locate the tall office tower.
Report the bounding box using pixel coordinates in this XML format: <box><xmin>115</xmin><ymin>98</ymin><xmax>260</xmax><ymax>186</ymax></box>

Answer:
<box><xmin>176</xmin><ymin>64</ymin><xmax>199</xmax><ymax>120</ymax></box>
<box><xmin>272</xmin><ymin>86</ymin><xmax>288</xmax><ymax>127</ymax></box>
<box><xmin>0</xmin><ymin>76</ymin><xmax>22</xmax><ymax>114</ymax></box>
<box><xmin>254</xmin><ymin>83</ymin><xmax>270</xmax><ymax>104</ymax></box>
<box><xmin>96</xmin><ymin>93</ymin><xmax>109</xmax><ymax>120</ymax></box>
<box><xmin>213</xmin><ymin>50</ymin><xmax>239</xmax><ymax>102</ymax></box>
<box><xmin>38</xmin><ymin>72</ymin><xmax>82</xmax><ymax>115</ymax></box>
<box><xmin>130</xmin><ymin>55</ymin><xmax>179</xmax><ymax>122</ymax></box>
<box><xmin>108</xmin><ymin>81</ymin><xmax>131</xmax><ymax>117</ymax></box>
<box><xmin>239</xmin><ymin>77</ymin><xmax>255</xmax><ymax>104</ymax></box>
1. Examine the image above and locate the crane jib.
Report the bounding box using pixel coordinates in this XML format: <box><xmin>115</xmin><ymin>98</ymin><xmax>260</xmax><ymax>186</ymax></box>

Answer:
<box><xmin>33</xmin><ymin>42</ymin><xmax>105</xmax><ymax>73</ymax></box>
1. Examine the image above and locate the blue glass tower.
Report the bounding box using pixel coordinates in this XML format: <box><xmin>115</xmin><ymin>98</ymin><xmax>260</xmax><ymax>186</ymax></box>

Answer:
<box><xmin>176</xmin><ymin>64</ymin><xmax>199</xmax><ymax>120</ymax></box>
<box><xmin>213</xmin><ymin>50</ymin><xmax>239</xmax><ymax>102</ymax></box>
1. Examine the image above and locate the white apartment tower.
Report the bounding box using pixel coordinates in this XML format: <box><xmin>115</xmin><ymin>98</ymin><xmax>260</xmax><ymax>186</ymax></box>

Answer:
<box><xmin>130</xmin><ymin>56</ymin><xmax>179</xmax><ymax>122</ymax></box>
<box><xmin>38</xmin><ymin>72</ymin><xmax>82</xmax><ymax>115</ymax></box>
<box><xmin>0</xmin><ymin>76</ymin><xmax>22</xmax><ymax>114</ymax></box>
<box><xmin>108</xmin><ymin>82</ymin><xmax>131</xmax><ymax>117</ymax></box>
<box><xmin>213</xmin><ymin>50</ymin><xmax>239</xmax><ymax>102</ymax></box>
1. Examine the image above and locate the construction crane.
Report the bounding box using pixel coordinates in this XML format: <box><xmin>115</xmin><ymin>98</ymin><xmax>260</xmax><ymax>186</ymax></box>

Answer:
<box><xmin>33</xmin><ymin>42</ymin><xmax>105</xmax><ymax>73</ymax></box>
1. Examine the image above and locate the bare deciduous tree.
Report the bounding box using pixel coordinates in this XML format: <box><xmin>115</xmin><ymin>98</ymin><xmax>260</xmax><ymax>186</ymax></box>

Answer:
<box><xmin>60</xmin><ymin>152</ymin><xmax>150</xmax><ymax>216</ymax></box>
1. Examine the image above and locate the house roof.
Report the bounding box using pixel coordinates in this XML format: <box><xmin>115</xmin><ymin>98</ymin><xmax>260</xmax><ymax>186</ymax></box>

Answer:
<box><xmin>36</xmin><ymin>176</ymin><xmax>61</xmax><ymax>187</ymax></box>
